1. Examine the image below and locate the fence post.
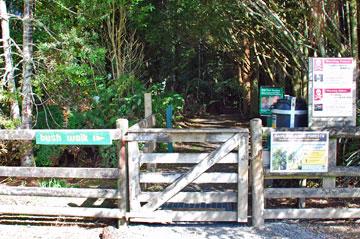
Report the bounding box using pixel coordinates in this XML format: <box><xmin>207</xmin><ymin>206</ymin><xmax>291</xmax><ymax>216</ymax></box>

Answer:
<box><xmin>323</xmin><ymin>139</ymin><xmax>337</xmax><ymax>188</ymax></box>
<box><xmin>144</xmin><ymin>93</ymin><xmax>152</xmax><ymax>118</ymax></box>
<box><xmin>250</xmin><ymin>118</ymin><xmax>264</xmax><ymax>227</ymax></box>
<box><xmin>144</xmin><ymin>93</ymin><xmax>156</xmax><ymax>152</ymax></box>
<box><xmin>116</xmin><ymin>118</ymin><xmax>129</xmax><ymax>226</ymax></box>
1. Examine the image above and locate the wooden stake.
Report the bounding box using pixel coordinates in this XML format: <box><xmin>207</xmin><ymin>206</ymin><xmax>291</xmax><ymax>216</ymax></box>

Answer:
<box><xmin>250</xmin><ymin>118</ymin><xmax>264</xmax><ymax>227</ymax></box>
<box><xmin>116</xmin><ymin>119</ymin><xmax>128</xmax><ymax>226</ymax></box>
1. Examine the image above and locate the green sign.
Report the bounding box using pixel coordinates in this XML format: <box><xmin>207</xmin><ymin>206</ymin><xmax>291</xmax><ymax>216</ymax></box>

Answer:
<box><xmin>36</xmin><ymin>130</ymin><xmax>112</xmax><ymax>145</ymax></box>
<box><xmin>259</xmin><ymin>86</ymin><xmax>284</xmax><ymax>116</ymax></box>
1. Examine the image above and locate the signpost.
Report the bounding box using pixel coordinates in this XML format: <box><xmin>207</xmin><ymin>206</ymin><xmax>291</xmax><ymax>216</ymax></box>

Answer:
<box><xmin>308</xmin><ymin>57</ymin><xmax>357</xmax><ymax>127</ymax></box>
<box><xmin>259</xmin><ymin>86</ymin><xmax>284</xmax><ymax>116</ymax></box>
<box><xmin>270</xmin><ymin>131</ymin><xmax>329</xmax><ymax>173</ymax></box>
<box><xmin>35</xmin><ymin>130</ymin><xmax>112</xmax><ymax>145</ymax></box>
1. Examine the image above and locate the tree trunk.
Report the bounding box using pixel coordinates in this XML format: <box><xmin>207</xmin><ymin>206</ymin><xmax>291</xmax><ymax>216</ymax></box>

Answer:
<box><xmin>238</xmin><ymin>38</ymin><xmax>252</xmax><ymax>118</ymax></box>
<box><xmin>21</xmin><ymin>0</ymin><xmax>34</xmax><ymax>166</ymax></box>
<box><xmin>0</xmin><ymin>0</ymin><xmax>21</xmax><ymax>122</ymax></box>
<box><xmin>349</xmin><ymin>0</ymin><xmax>358</xmax><ymax>59</ymax></box>
<box><xmin>313</xmin><ymin>0</ymin><xmax>326</xmax><ymax>56</ymax></box>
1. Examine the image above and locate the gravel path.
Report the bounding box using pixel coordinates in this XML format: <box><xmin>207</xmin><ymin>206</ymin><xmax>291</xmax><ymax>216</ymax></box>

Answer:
<box><xmin>0</xmin><ymin>222</ymin><xmax>333</xmax><ymax>239</ymax></box>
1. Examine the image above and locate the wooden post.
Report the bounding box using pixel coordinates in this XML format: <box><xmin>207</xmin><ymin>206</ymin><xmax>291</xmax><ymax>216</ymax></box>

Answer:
<box><xmin>323</xmin><ymin>139</ymin><xmax>337</xmax><ymax>188</ymax></box>
<box><xmin>144</xmin><ymin>93</ymin><xmax>156</xmax><ymax>152</ymax></box>
<box><xmin>116</xmin><ymin>119</ymin><xmax>128</xmax><ymax>226</ymax></box>
<box><xmin>298</xmin><ymin>179</ymin><xmax>307</xmax><ymax>208</ymax></box>
<box><xmin>144</xmin><ymin>93</ymin><xmax>152</xmax><ymax>118</ymax></box>
<box><xmin>250</xmin><ymin>118</ymin><xmax>264</xmax><ymax>227</ymax></box>
<box><xmin>143</xmin><ymin>93</ymin><xmax>156</xmax><ymax>169</ymax></box>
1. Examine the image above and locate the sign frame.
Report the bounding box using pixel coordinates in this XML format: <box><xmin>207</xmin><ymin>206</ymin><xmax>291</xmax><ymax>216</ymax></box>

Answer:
<box><xmin>308</xmin><ymin>57</ymin><xmax>357</xmax><ymax>127</ymax></box>
<box><xmin>35</xmin><ymin>130</ymin><xmax>113</xmax><ymax>145</ymax></box>
<box><xmin>259</xmin><ymin>86</ymin><xmax>284</xmax><ymax>116</ymax></box>
<box><xmin>270</xmin><ymin>131</ymin><xmax>329</xmax><ymax>173</ymax></box>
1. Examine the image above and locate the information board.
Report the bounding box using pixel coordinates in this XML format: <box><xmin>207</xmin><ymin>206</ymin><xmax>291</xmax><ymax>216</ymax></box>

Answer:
<box><xmin>270</xmin><ymin>131</ymin><xmax>329</xmax><ymax>173</ymax></box>
<box><xmin>309</xmin><ymin>57</ymin><xmax>356</xmax><ymax>127</ymax></box>
<box><xmin>36</xmin><ymin>130</ymin><xmax>112</xmax><ymax>145</ymax></box>
<box><xmin>259</xmin><ymin>86</ymin><xmax>284</xmax><ymax>116</ymax></box>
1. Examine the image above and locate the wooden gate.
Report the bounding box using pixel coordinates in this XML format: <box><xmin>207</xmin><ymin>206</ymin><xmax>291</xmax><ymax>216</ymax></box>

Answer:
<box><xmin>125</xmin><ymin>127</ymin><xmax>249</xmax><ymax>223</ymax></box>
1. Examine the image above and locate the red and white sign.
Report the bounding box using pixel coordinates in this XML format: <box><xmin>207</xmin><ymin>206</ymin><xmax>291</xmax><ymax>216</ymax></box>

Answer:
<box><xmin>312</xmin><ymin>58</ymin><xmax>354</xmax><ymax>117</ymax></box>
<box><xmin>314</xmin><ymin>88</ymin><xmax>323</xmax><ymax>101</ymax></box>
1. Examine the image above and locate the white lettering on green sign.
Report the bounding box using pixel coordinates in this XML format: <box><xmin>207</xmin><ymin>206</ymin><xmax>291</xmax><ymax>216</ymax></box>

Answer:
<box><xmin>36</xmin><ymin>131</ymin><xmax>112</xmax><ymax>145</ymax></box>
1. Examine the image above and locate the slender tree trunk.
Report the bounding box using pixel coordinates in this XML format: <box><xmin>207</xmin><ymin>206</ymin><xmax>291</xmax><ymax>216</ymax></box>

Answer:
<box><xmin>349</xmin><ymin>0</ymin><xmax>358</xmax><ymax>59</ymax></box>
<box><xmin>238</xmin><ymin>38</ymin><xmax>251</xmax><ymax>118</ymax></box>
<box><xmin>357</xmin><ymin>0</ymin><xmax>360</xmax><ymax>58</ymax></box>
<box><xmin>313</xmin><ymin>0</ymin><xmax>326</xmax><ymax>56</ymax></box>
<box><xmin>0</xmin><ymin>0</ymin><xmax>21</xmax><ymax>121</ymax></box>
<box><xmin>21</xmin><ymin>0</ymin><xmax>34</xmax><ymax>166</ymax></box>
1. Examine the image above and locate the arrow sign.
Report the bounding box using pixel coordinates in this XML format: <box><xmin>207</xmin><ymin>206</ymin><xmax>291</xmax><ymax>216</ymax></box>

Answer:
<box><xmin>35</xmin><ymin>130</ymin><xmax>112</xmax><ymax>145</ymax></box>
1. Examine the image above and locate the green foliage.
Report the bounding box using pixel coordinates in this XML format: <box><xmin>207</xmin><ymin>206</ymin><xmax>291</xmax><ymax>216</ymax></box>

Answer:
<box><xmin>35</xmin><ymin>145</ymin><xmax>64</xmax><ymax>167</ymax></box>
<box><xmin>150</xmin><ymin>83</ymin><xmax>184</xmax><ymax>126</ymax></box>
<box><xmin>38</xmin><ymin>178</ymin><xmax>70</xmax><ymax>188</ymax></box>
<box><xmin>99</xmin><ymin>145</ymin><xmax>118</xmax><ymax>168</ymax></box>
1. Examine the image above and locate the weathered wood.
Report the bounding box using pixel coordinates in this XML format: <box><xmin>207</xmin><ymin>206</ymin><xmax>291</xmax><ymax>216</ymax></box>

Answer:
<box><xmin>250</xmin><ymin>118</ymin><xmax>264</xmax><ymax>227</ymax></box>
<box><xmin>265</xmin><ymin>188</ymin><xmax>360</xmax><ymax>198</ymax></box>
<box><xmin>298</xmin><ymin>179</ymin><xmax>306</xmax><ymax>208</ymax></box>
<box><xmin>127</xmin><ymin>131</ymin><xmax>246</xmax><ymax>143</ymax></box>
<box><xmin>142</xmin><ymin>115</ymin><xmax>156</xmax><ymax>153</ymax></box>
<box><xmin>140</xmin><ymin>172</ymin><xmax>238</xmax><ymax>184</ymax></box>
<box><xmin>0</xmin><ymin>167</ymin><xmax>119</xmax><ymax>179</ymax></box>
<box><xmin>238</xmin><ymin>136</ymin><xmax>248</xmax><ymax>222</ymax></box>
<box><xmin>138</xmin><ymin>191</ymin><xmax>237</xmax><ymax>203</ymax></box>
<box><xmin>265</xmin><ymin>166</ymin><xmax>360</xmax><ymax>177</ymax></box>
<box><xmin>140</xmin><ymin>153</ymin><xmax>238</xmax><ymax>165</ymax></box>
<box><xmin>128</xmin><ymin>141</ymin><xmax>141</xmax><ymax>211</ymax></box>
<box><xmin>128</xmin><ymin>128</ymin><xmax>248</xmax><ymax>134</ymax></box>
<box><xmin>116</xmin><ymin>118</ymin><xmax>129</xmax><ymax>226</ymax></box>
<box><xmin>265</xmin><ymin>208</ymin><xmax>360</xmax><ymax>219</ymax></box>
<box><xmin>141</xmin><ymin>133</ymin><xmax>241</xmax><ymax>211</ymax></box>
<box><xmin>0</xmin><ymin>205</ymin><xmax>124</xmax><ymax>218</ymax></box>
<box><xmin>128</xmin><ymin>210</ymin><xmax>237</xmax><ymax>222</ymax></box>
<box><xmin>129</xmin><ymin>115</ymin><xmax>156</xmax><ymax>131</ymax></box>
<box><xmin>323</xmin><ymin>139</ymin><xmax>337</xmax><ymax>188</ymax></box>
<box><xmin>0</xmin><ymin>129</ymin><xmax>122</xmax><ymax>140</ymax></box>
<box><xmin>144</xmin><ymin>93</ymin><xmax>152</xmax><ymax>118</ymax></box>
<box><xmin>102</xmin><ymin>226</ymin><xmax>121</xmax><ymax>239</ymax></box>
<box><xmin>0</xmin><ymin>186</ymin><xmax>119</xmax><ymax>198</ymax></box>
<box><xmin>265</xmin><ymin>175</ymin><xmax>322</xmax><ymax>179</ymax></box>
<box><xmin>263</xmin><ymin>126</ymin><xmax>360</xmax><ymax>139</ymax></box>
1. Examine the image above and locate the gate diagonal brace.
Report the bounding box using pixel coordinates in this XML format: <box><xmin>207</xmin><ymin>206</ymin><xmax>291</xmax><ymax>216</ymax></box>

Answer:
<box><xmin>141</xmin><ymin>133</ymin><xmax>242</xmax><ymax>212</ymax></box>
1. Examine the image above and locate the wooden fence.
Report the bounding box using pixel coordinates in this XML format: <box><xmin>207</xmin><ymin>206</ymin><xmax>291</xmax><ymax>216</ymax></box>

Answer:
<box><xmin>2</xmin><ymin>97</ymin><xmax>360</xmax><ymax>226</ymax></box>
<box><xmin>0</xmin><ymin>128</ymin><xmax>126</xmax><ymax>225</ymax></box>
<box><xmin>250</xmin><ymin>118</ymin><xmax>360</xmax><ymax>227</ymax></box>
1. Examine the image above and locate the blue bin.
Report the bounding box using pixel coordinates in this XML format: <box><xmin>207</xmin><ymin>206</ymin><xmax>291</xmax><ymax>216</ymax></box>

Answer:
<box><xmin>271</xmin><ymin>97</ymin><xmax>308</xmax><ymax>128</ymax></box>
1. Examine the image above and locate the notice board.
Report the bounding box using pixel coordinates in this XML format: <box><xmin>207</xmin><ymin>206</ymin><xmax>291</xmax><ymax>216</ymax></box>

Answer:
<box><xmin>308</xmin><ymin>57</ymin><xmax>357</xmax><ymax>127</ymax></box>
<box><xmin>270</xmin><ymin>131</ymin><xmax>329</xmax><ymax>173</ymax></box>
<box><xmin>259</xmin><ymin>86</ymin><xmax>284</xmax><ymax>116</ymax></box>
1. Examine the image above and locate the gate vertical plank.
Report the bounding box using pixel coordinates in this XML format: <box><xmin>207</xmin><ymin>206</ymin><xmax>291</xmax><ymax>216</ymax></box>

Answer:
<box><xmin>251</xmin><ymin>118</ymin><xmax>264</xmax><ymax>227</ymax></box>
<box><xmin>116</xmin><ymin>119</ymin><xmax>128</xmax><ymax>226</ymax></box>
<box><xmin>128</xmin><ymin>141</ymin><xmax>142</xmax><ymax>211</ymax></box>
<box><xmin>237</xmin><ymin>135</ymin><xmax>249</xmax><ymax>222</ymax></box>
<box><xmin>142</xmin><ymin>133</ymin><xmax>242</xmax><ymax>211</ymax></box>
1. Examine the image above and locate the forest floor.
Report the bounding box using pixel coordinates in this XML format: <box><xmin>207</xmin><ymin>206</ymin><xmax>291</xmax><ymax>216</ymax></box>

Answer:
<box><xmin>1</xmin><ymin>114</ymin><xmax>360</xmax><ymax>238</ymax></box>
